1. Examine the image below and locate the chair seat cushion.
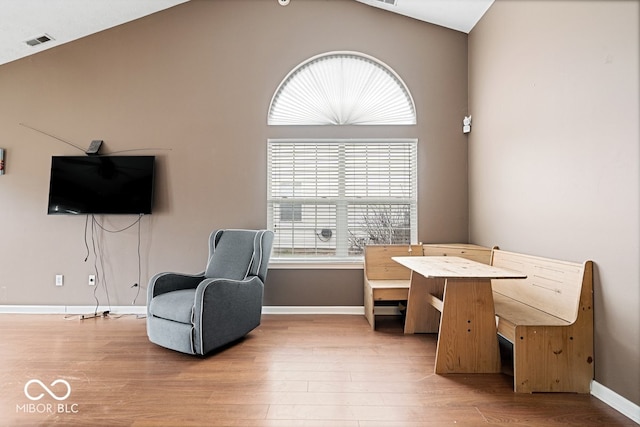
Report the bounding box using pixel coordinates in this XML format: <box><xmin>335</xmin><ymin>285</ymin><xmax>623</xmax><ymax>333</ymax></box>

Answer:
<box><xmin>149</xmin><ymin>289</ymin><xmax>196</xmax><ymax>324</ymax></box>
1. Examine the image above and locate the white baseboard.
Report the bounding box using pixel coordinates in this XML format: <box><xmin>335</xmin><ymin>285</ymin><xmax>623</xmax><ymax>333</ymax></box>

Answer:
<box><xmin>591</xmin><ymin>381</ymin><xmax>640</xmax><ymax>424</ymax></box>
<box><xmin>262</xmin><ymin>306</ymin><xmax>365</xmax><ymax>315</ymax></box>
<box><xmin>0</xmin><ymin>305</ymin><xmax>364</xmax><ymax>316</ymax></box>
<box><xmin>262</xmin><ymin>306</ymin><xmax>401</xmax><ymax>315</ymax></box>
<box><xmin>0</xmin><ymin>305</ymin><xmax>405</xmax><ymax>316</ymax></box>
<box><xmin>0</xmin><ymin>305</ymin><xmax>146</xmax><ymax>315</ymax></box>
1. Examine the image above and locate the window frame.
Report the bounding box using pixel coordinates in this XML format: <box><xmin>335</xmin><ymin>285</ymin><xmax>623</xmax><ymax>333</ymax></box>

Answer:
<box><xmin>267</xmin><ymin>138</ymin><xmax>418</xmax><ymax>264</ymax></box>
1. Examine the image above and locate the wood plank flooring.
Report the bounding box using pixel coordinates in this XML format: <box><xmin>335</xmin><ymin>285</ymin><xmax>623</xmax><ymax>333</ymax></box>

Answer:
<box><xmin>0</xmin><ymin>314</ymin><xmax>634</xmax><ymax>426</ymax></box>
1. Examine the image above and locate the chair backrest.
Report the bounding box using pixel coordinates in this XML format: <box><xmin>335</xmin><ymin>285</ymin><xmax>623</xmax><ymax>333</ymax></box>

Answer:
<box><xmin>204</xmin><ymin>229</ymin><xmax>274</xmax><ymax>282</ymax></box>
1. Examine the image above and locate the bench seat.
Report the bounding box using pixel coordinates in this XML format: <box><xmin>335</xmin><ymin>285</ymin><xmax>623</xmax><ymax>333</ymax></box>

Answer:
<box><xmin>493</xmin><ymin>292</ymin><xmax>570</xmax><ymax>342</ymax></box>
<box><xmin>491</xmin><ymin>250</ymin><xmax>594</xmax><ymax>393</ymax></box>
<box><xmin>366</xmin><ymin>279</ymin><xmax>411</xmax><ymax>300</ymax></box>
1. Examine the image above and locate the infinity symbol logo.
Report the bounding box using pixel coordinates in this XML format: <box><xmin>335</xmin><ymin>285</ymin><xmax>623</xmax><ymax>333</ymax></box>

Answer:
<box><xmin>24</xmin><ymin>379</ymin><xmax>71</xmax><ymax>401</ymax></box>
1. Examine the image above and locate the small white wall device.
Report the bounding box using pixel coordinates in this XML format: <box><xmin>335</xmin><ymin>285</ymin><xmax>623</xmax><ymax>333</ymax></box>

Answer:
<box><xmin>463</xmin><ymin>116</ymin><xmax>472</xmax><ymax>134</ymax></box>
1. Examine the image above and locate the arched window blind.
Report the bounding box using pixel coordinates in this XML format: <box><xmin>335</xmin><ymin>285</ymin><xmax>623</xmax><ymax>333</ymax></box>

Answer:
<box><xmin>268</xmin><ymin>51</ymin><xmax>416</xmax><ymax>125</ymax></box>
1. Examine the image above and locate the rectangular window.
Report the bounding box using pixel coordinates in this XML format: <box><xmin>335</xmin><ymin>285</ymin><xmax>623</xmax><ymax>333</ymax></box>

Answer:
<box><xmin>267</xmin><ymin>139</ymin><xmax>417</xmax><ymax>260</ymax></box>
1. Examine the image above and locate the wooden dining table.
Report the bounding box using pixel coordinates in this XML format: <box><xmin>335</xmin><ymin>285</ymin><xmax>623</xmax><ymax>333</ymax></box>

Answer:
<box><xmin>392</xmin><ymin>255</ymin><xmax>526</xmax><ymax>374</ymax></box>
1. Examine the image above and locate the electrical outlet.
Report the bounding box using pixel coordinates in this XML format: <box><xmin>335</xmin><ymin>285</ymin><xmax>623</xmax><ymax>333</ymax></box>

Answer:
<box><xmin>55</xmin><ymin>275</ymin><xmax>64</xmax><ymax>287</ymax></box>
<box><xmin>88</xmin><ymin>275</ymin><xmax>96</xmax><ymax>286</ymax></box>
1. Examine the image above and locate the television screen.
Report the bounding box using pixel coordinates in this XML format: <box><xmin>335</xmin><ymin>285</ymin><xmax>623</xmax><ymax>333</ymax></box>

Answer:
<box><xmin>47</xmin><ymin>156</ymin><xmax>155</xmax><ymax>215</ymax></box>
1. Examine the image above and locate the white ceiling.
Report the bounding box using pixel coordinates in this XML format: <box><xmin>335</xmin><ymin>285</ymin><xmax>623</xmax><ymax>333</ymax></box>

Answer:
<box><xmin>0</xmin><ymin>0</ymin><xmax>493</xmax><ymax>67</ymax></box>
<box><xmin>355</xmin><ymin>0</ymin><xmax>494</xmax><ymax>33</ymax></box>
<box><xmin>0</xmin><ymin>0</ymin><xmax>189</xmax><ymax>66</ymax></box>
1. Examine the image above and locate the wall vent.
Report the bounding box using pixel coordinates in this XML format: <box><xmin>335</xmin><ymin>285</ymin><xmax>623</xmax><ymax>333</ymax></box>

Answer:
<box><xmin>26</xmin><ymin>34</ymin><xmax>54</xmax><ymax>47</ymax></box>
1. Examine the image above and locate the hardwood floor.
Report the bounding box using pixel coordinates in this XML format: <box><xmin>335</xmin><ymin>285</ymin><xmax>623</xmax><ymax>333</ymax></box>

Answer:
<box><xmin>0</xmin><ymin>314</ymin><xmax>634</xmax><ymax>426</ymax></box>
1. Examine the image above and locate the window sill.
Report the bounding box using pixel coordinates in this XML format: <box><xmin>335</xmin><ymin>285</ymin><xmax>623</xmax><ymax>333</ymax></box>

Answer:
<box><xmin>269</xmin><ymin>258</ymin><xmax>364</xmax><ymax>270</ymax></box>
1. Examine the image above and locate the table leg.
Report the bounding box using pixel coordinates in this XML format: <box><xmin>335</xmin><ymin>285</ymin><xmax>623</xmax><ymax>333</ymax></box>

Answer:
<box><xmin>404</xmin><ymin>273</ymin><xmax>443</xmax><ymax>334</ymax></box>
<box><xmin>434</xmin><ymin>278</ymin><xmax>501</xmax><ymax>374</ymax></box>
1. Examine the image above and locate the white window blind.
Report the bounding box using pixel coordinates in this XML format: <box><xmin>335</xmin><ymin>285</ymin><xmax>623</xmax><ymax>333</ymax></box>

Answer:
<box><xmin>268</xmin><ymin>139</ymin><xmax>417</xmax><ymax>259</ymax></box>
<box><xmin>268</xmin><ymin>51</ymin><xmax>416</xmax><ymax>126</ymax></box>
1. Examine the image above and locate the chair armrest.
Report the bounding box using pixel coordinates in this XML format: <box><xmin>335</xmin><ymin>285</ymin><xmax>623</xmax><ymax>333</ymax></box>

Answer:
<box><xmin>148</xmin><ymin>272</ymin><xmax>205</xmax><ymax>299</ymax></box>
<box><xmin>192</xmin><ymin>276</ymin><xmax>264</xmax><ymax>354</ymax></box>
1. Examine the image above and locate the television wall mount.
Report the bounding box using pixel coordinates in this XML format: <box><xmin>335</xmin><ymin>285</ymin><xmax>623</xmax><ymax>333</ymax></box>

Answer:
<box><xmin>86</xmin><ymin>140</ymin><xmax>103</xmax><ymax>155</ymax></box>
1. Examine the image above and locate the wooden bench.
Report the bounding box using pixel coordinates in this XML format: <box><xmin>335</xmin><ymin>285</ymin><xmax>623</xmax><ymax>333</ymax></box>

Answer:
<box><xmin>491</xmin><ymin>249</ymin><xmax>594</xmax><ymax>393</ymax></box>
<box><xmin>363</xmin><ymin>243</ymin><xmax>494</xmax><ymax>330</ymax></box>
<box><xmin>363</xmin><ymin>244</ymin><xmax>423</xmax><ymax>330</ymax></box>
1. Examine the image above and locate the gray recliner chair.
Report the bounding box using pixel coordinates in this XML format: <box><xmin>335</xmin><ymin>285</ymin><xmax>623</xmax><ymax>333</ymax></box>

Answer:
<box><xmin>146</xmin><ymin>229</ymin><xmax>274</xmax><ymax>355</ymax></box>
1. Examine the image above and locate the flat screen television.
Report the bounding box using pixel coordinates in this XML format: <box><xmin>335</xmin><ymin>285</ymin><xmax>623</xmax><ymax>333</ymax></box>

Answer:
<box><xmin>47</xmin><ymin>156</ymin><xmax>155</xmax><ymax>215</ymax></box>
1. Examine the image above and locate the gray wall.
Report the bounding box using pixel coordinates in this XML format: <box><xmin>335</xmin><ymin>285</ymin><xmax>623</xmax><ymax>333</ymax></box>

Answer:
<box><xmin>0</xmin><ymin>0</ymin><xmax>468</xmax><ymax>307</ymax></box>
<box><xmin>468</xmin><ymin>0</ymin><xmax>639</xmax><ymax>406</ymax></box>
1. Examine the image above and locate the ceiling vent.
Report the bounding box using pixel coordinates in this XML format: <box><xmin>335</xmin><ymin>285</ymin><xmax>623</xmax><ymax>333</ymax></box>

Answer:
<box><xmin>374</xmin><ymin>0</ymin><xmax>396</xmax><ymax>5</ymax></box>
<box><xmin>25</xmin><ymin>34</ymin><xmax>54</xmax><ymax>47</ymax></box>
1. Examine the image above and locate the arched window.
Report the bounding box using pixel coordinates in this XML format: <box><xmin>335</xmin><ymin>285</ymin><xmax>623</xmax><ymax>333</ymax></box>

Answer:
<box><xmin>267</xmin><ymin>52</ymin><xmax>418</xmax><ymax>260</ymax></box>
<box><xmin>268</xmin><ymin>51</ymin><xmax>416</xmax><ymax>125</ymax></box>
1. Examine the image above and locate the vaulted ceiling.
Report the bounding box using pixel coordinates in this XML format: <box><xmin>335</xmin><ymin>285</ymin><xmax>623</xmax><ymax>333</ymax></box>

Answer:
<box><xmin>0</xmin><ymin>0</ymin><xmax>189</xmax><ymax>66</ymax></box>
<box><xmin>0</xmin><ymin>0</ymin><xmax>493</xmax><ymax>67</ymax></box>
<box><xmin>355</xmin><ymin>0</ymin><xmax>494</xmax><ymax>33</ymax></box>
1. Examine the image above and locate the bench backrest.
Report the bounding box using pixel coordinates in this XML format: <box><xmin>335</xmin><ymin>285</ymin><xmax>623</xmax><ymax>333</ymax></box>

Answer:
<box><xmin>364</xmin><ymin>245</ymin><xmax>424</xmax><ymax>280</ymax></box>
<box><xmin>422</xmin><ymin>243</ymin><xmax>495</xmax><ymax>265</ymax></box>
<box><xmin>491</xmin><ymin>250</ymin><xmax>593</xmax><ymax>323</ymax></box>
<box><xmin>364</xmin><ymin>243</ymin><xmax>495</xmax><ymax>280</ymax></box>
